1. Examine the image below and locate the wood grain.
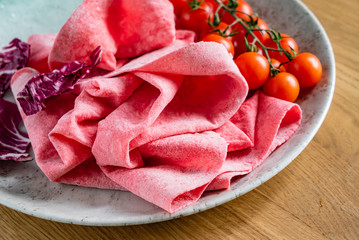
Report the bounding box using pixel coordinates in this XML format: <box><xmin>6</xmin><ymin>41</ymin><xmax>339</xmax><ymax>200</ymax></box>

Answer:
<box><xmin>1</xmin><ymin>0</ymin><xmax>358</xmax><ymax>239</ymax></box>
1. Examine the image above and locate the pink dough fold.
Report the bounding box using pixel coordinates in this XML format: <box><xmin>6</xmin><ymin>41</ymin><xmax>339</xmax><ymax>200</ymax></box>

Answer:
<box><xmin>48</xmin><ymin>0</ymin><xmax>176</xmax><ymax>71</ymax></box>
<box><xmin>27</xmin><ymin>33</ymin><xmax>56</xmax><ymax>73</ymax></box>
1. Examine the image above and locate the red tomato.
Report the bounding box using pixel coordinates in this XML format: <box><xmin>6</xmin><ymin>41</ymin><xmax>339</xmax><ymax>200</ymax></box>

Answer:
<box><xmin>232</xmin><ymin>17</ymin><xmax>270</xmax><ymax>57</ymax></box>
<box><xmin>234</xmin><ymin>52</ymin><xmax>270</xmax><ymax>90</ymax></box>
<box><xmin>205</xmin><ymin>0</ymin><xmax>221</xmax><ymax>9</ymax></box>
<box><xmin>202</xmin><ymin>33</ymin><xmax>235</xmax><ymax>56</ymax></box>
<box><xmin>169</xmin><ymin>0</ymin><xmax>188</xmax><ymax>17</ymax></box>
<box><xmin>264</xmin><ymin>34</ymin><xmax>298</xmax><ymax>63</ymax></box>
<box><xmin>270</xmin><ymin>58</ymin><xmax>286</xmax><ymax>72</ymax></box>
<box><xmin>200</xmin><ymin>22</ymin><xmax>233</xmax><ymax>40</ymax></box>
<box><xmin>221</xmin><ymin>0</ymin><xmax>253</xmax><ymax>24</ymax></box>
<box><xmin>262</xmin><ymin>72</ymin><xmax>300</xmax><ymax>102</ymax></box>
<box><xmin>254</xmin><ymin>18</ymin><xmax>270</xmax><ymax>41</ymax></box>
<box><xmin>286</xmin><ymin>53</ymin><xmax>322</xmax><ymax>87</ymax></box>
<box><xmin>204</xmin><ymin>0</ymin><xmax>252</xmax><ymax>23</ymax></box>
<box><xmin>179</xmin><ymin>1</ymin><xmax>214</xmax><ymax>36</ymax></box>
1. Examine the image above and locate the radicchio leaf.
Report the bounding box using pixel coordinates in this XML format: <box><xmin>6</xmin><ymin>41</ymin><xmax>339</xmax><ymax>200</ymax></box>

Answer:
<box><xmin>17</xmin><ymin>46</ymin><xmax>102</xmax><ymax>116</ymax></box>
<box><xmin>0</xmin><ymin>98</ymin><xmax>32</xmax><ymax>161</ymax></box>
<box><xmin>0</xmin><ymin>38</ymin><xmax>30</xmax><ymax>97</ymax></box>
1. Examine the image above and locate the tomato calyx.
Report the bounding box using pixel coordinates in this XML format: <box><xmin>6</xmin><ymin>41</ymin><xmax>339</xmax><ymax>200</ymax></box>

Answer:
<box><xmin>266</xmin><ymin>32</ymin><xmax>298</xmax><ymax>61</ymax></box>
<box><xmin>206</xmin><ymin>21</ymin><xmax>236</xmax><ymax>38</ymax></box>
<box><xmin>187</xmin><ymin>0</ymin><xmax>205</xmax><ymax>10</ymax></box>
<box><xmin>180</xmin><ymin>1</ymin><xmax>214</xmax><ymax>36</ymax></box>
<box><xmin>270</xmin><ymin>64</ymin><xmax>282</xmax><ymax>77</ymax></box>
<box><xmin>226</xmin><ymin>0</ymin><xmax>239</xmax><ymax>9</ymax></box>
<box><xmin>200</xmin><ymin>22</ymin><xmax>234</xmax><ymax>40</ymax></box>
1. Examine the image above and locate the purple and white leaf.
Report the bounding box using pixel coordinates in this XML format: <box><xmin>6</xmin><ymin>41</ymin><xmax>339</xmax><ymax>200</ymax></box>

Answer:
<box><xmin>17</xmin><ymin>46</ymin><xmax>102</xmax><ymax>116</ymax></box>
<box><xmin>0</xmin><ymin>98</ymin><xmax>32</xmax><ymax>161</ymax></box>
<box><xmin>0</xmin><ymin>38</ymin><xmax>30</xmax><ymax>97</ymax></box>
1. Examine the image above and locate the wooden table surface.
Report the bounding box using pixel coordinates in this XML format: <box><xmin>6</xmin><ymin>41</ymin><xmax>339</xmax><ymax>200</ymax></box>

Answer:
<box><xmin>2</xmin><ymin>0</ymin><xmax>359</xmax><ymax>239</ymax></box>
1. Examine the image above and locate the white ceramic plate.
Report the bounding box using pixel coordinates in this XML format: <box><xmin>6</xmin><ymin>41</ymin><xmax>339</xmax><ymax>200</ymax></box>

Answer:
<box><xmin>0</xmin><ymin>0</ymin><xmax>335</xmax><ymax>226</ymax></box>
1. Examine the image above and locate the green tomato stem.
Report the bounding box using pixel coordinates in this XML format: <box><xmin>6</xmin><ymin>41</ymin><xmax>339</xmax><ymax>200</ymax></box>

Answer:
<box><xmin>212</xmin><ymin>0</ymin><xmax>295</xmax><ymax>76</ymax></box>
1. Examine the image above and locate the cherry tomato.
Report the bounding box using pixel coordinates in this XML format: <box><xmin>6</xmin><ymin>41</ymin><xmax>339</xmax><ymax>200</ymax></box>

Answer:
<box><xmin>264</xmin><ymin>34</ymin><xmax>298</xmax><ymax>63</ymax></box>
<box><xmin>232</xmin><ymin>17</ymin><xmax>270</xmax><ymax>57</ymax></box>
<box><xmin>234</xmin><ymin>52</ymin><xmax>270</xmax><ymax>90</ymax></box>
<box><xmin>270</xmin><ymin>58</ymin><xmax>286</xmax><ymax>72</ymax></box>
<box><xmin>220</xmin><ymin>0</ymin><xmax>253</xmax><ymax>24</ymax></box>
<box><xmin>202</xmin><ymin>33</ymin><xmax>235</xmax><ymax>56</ymax></box>
<box><xmin>179</xmin><ymin>1</ymin><xmax>214</xmax><ymax>36</ymax></box>
<box><xmin>169</xmin><ymin>0</ymin><xmax>188</xmax><ymax>17</ymax></box>
<box><xmin>262</xmin><ymin>72</ymin><xmax>300</xmax><ymax>102</ymax></box>
<box><xmin>286</xmin><ymin>52</ymin><xmax>322</xmax><ymax>87</ymax></box>
<box><xmin>205</xmin><ymin>0</ymin><xmax>221</xmax><ymax>9</ymax></box>
<box><xmin>200</xmin><ymin>22</ymin><xmax>233</xmax><ymax>40</ymax></box>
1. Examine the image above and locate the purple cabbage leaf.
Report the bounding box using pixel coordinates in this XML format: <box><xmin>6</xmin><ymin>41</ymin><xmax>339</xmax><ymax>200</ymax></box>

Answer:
<box><xmin>0</xmin><ymin>38</ymin><xmax>30</xmax><ymax>97</ymax></box>
<box><xmin>0</xmin><ymin>98</ymin><xmax>32</xmax><ymax>161</ymax></box>
<box><xmin>17</xmin><ymin>46</ymin><xmax>102</xmax><ymax>116</ymax></box>
<box><xmin>0</xmin><ymin>38</ymin><xmax>31</xmax><ymax>161</ymax></box>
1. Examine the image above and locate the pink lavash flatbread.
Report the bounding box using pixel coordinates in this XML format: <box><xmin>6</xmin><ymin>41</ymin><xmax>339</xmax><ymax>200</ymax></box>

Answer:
<box><xmin>12</xmin><ymin>36</ymin><xmax>252</xmax><ymax>212</ymax></box>
<box><xmin>12</xmin><ymin>40</ymin><xmax>302</xmax><ymax>212</ymax></box>
<box><xmin>10</xmin><ymin>0</ymin><xmax>302</xmax><ymax>213</ymax></box>
<box><xmin>11</xmin><ymin>68</ymin><xmax>125</xmax><ymax>190</ymax></box>
<box><xmin>48</xmin><ymin>0</ymin><xmax>176</xmax><ymax>71</ymax></box>
<box><xmin>27</xmin><ymin>34</ymin><xmax>56</xmax><ymax>73</ymax></box>
<box><xmin>207</xmin><ymin>92</ymin><xmax>302</xmax><ymax>190</ymax></box>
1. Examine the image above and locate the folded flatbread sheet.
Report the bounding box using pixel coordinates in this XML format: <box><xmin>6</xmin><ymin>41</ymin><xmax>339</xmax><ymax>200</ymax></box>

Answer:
<box><xmin>10</xmin><ymin>0</ymin><xmax>301</xmax><ymax>213</ymax></box>
<box><xmin>49</xmin><ymin>0</ymin><xmax>176</xmax><ymax>71</ymax></box>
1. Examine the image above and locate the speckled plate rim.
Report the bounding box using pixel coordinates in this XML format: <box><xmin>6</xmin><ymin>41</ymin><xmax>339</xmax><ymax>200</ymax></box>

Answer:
<box><xmin>0</xmin><ymin>0</ymin><xmax>335</xmax><ymax>226</ymax></box>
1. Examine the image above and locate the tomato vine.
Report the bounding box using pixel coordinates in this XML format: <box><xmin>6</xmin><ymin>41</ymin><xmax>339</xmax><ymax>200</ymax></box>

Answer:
<box><xmin>210</xmin><ymin>0</ymin><xmax>297</xmax><ymax>76</ymax></box>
